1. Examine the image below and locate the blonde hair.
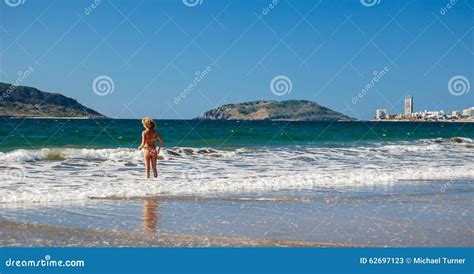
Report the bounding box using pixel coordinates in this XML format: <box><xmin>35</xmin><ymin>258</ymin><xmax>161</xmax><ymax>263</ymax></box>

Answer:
<box><xmin>141</xmin><ymin>117</ymin><xmax>156</xmax><ymax>130</ymax></box>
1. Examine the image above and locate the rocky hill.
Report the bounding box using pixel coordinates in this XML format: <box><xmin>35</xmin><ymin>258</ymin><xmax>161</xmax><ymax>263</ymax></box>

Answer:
<box><xmin>0</xmin><ymin>82</ymin><xmax>106</xmax><ymax>118</ymax></box>
<box><xmin>196</xmin><ymin>100</ymin><xmax>354</xmax><ymax>121</ymax></box>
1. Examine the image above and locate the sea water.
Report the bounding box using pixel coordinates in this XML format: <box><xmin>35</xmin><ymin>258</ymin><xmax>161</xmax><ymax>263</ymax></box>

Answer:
<box><xmin>0</xmin><ymin>119</ymin><xmax>472</xmax><ymax>204</ymax></box>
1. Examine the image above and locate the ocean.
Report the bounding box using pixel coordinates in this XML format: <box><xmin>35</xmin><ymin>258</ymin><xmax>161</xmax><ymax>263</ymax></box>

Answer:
<box><xmin>1</xmin><ymin>118</ymin><xmax>473</xmax><ymax>247</ymax></box>
<box><xmin>0</xmin><ymin>119</ymin><xmax>473</xmax><ymax>205</ymax></box>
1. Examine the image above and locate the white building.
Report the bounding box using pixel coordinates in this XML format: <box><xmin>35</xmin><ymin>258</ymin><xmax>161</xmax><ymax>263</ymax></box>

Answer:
<box><xmin>463</xmin><ymin>107</ymin><xmax>474</xmax><ymax>117</ymax></box>
<box><xmin>404</xmin><ymin>96</ymin><xmax>413</xmax><ymax>116</ymax></box>
<box><xmin>412</xmin><ymin>110</ymin><xmax>446</xmax><ymax>119</ymax></box>
<box><xmin>376</xmin><ymin>109</ymin><xmax>388</xmax><ymax>119</ymax></box>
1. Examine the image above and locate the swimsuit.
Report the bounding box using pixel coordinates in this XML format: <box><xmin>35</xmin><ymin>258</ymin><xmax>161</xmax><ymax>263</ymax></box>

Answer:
<box><xmin>143</xmin><ymin>130</ymin><xmax>159</xmax><ymax>155</ymax></box>
<box><xmin>144</xmin><ymin>147</ymin><xmax>157</xmax><ymax>155</ymax></box>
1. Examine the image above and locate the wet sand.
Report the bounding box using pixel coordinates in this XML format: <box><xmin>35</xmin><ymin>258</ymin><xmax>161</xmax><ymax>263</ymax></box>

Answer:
<box><xmin>1</xmin><ymin>181</ymin><xmax>472</xmax><ymax>247</ymax></box>
<box><xmin>0</xmin><ymin>219</ymin><xmax>351</xmax><ymax>247</ymax></box>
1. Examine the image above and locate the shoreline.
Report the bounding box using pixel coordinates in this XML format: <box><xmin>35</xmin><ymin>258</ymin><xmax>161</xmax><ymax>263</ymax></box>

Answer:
<box><xmin>2</xmin><ymin>116</ymin><xmax>474</xmax><ymax>122</ymax></box>
<box><xmin>0</xmin><ymin>219</ymin><xmax>350</xmax><ymax>247</ymax></box>
<box><xmin>1</xmin><ymin>116</ymin><xmax>107</xmax><ymax>119</ymax></box>
<box><xmin>370</xmin><ymin>119</ymin><xmax>474</xmax><ymax>123</ymax></box>
<box><xmin>1</xmin><ymin>182</ymin><xmax>472</xmax><ymax>247</ymax></box>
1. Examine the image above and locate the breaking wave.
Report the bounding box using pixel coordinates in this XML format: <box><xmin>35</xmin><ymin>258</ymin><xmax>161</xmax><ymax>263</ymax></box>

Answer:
<box><xmin>0</xmin><ymin>138</ymin><xmax>472</xmax><ymax>204</ymax></box>
<box><xmin>0</xmin><ymin>147</ymin><xmax>239</xmax><ymax>163</ymax></box>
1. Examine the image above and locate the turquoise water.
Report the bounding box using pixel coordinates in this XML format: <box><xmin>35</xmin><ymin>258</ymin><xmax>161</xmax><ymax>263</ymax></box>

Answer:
<box><xmin>0</xmin><ymin>118</ymin><xmax>472</xmax><ymax>204</ymax></box>
<box><xmin>1</xmin><ymin>119</ymin><xmax>473</xmax><ymax>151</ymax></box>
<box><xmin>0</xmin><ymin>119</ymin><xmax>472</xmax><ymax>247</ymax></box>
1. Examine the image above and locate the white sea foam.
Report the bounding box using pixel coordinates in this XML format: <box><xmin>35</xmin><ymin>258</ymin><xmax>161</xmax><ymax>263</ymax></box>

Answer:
<box><xmin>0</xmin><ymin>147</ymin><xmax>237</xmax><ymax>162</ymax></box>
<box><xmin>0</xmin><ymin>138</ymin><xmax>472</xmax><ymax>205</ymax></box>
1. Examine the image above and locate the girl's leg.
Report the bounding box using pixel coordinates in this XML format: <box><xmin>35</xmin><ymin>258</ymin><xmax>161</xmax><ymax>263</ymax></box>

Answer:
<box><xmin>151</xmin><ymin>152</ymin><xmax>158</xmax><ymax>178</ymax></box>
<box><xmin>144</xmin><ymin>152</ymin><xmax>151</xmax><ymax>178</ymax></box>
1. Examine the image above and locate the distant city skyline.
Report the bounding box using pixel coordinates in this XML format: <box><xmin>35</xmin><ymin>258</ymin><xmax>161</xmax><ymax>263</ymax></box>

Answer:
<box><xmin>1</xmin><ymin>0</ymin><xmax>472</xmax><ymax>119</ymax></box>
<box><xmin>377</xmin><ymin>95</ymin><xmax>473</xmax><ymax>115</ymax></box>
<box><xmin>375</xmin><ymin>94</ymin><xmax>473</xmax><ymax>121</ymax></box>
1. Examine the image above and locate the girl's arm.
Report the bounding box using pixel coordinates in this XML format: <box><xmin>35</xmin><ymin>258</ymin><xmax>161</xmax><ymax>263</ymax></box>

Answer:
<box><xmin>156</xmin><ymin>132</ymin><xmax>164</xmax><ymax>153</ymax></box>
<box><xmin>138</xmin><ymin>131</ymin><xmax>145</xmax><ymax>150</ymax></box>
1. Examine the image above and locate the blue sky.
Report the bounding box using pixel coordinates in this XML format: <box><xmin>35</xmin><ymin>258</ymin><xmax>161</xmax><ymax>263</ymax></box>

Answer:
<box><xmin>1</xmin><ymin>0</ymin><xmax>472</xmax><ymax>119</ymax></box>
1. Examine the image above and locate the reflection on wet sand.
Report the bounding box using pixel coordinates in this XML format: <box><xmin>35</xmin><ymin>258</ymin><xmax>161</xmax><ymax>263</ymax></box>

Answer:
<box><xmin>0</xmin><ymin>218</ymin><xmax>350</xmax><ymax>247</ymax></box>
<box><xmin>143</xmin><ymin>198</ymin><xmax>159</xmax><ymax>233</ymax></box>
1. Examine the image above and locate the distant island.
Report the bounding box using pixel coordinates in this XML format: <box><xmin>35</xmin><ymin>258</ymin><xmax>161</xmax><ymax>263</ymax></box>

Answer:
<box><xmin>196</xmin><ymin>100</ymin><xmax>354</xmax><ymax>121</ymax></box>
<box><xmin>0</xmin><ymin>82</ymin><xmax>106</xmax><ymax>118</ymax></box>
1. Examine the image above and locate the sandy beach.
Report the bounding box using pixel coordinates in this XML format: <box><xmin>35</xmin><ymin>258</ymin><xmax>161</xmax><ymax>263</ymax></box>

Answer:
<box><xmin>1</xmin><ymin>181</ymin><xmax>472</xmax><ymax>247</ymax></box>
<box><xmin>1</xmin><ymin>120</ymin><xmax>472</xmax><ymax>247</ymax></box>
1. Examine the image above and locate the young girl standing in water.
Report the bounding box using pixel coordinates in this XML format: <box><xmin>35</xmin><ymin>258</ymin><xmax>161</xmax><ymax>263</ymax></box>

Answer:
<box><xmin>138</xmin><ymin>117</ymin><xmax>164</xmax><ymax>178</ymax></box>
